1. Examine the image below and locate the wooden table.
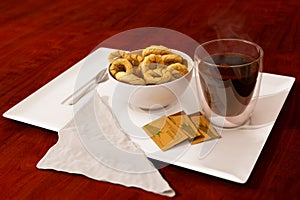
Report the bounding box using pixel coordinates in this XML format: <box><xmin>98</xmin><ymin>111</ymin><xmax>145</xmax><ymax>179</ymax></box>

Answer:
<box><xmin>1</xmin><ymin>0</ymin><xmax>299</xmax><ymax>199</ymax></box>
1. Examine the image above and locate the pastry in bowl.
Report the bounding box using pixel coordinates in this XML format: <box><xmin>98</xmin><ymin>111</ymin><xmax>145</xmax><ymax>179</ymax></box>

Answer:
<box><xmin>107</xmin><ymin>45</ymin><xmax>193</xmax><ymax>109</ymax></box>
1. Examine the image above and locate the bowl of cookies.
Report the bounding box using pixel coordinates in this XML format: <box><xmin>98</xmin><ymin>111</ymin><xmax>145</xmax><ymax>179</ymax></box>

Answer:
<box><xmin>107</xmin><ymin>45</ymin><xmax>194</xmax><ymax>109</ymax></box>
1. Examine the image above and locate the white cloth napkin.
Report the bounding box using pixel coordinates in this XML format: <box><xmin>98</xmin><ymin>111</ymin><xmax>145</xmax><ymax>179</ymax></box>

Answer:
<box><xmin>37</xmin><ymin>91</ymin><xmax>175</xmax><ymax>197</ymax></box>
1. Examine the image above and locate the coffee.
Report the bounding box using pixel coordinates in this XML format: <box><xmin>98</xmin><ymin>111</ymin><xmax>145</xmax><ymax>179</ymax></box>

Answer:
<box><xmin>198</xmin><ymin>53</ymin><xmax>259</xmax><ymax>116</ymax></box>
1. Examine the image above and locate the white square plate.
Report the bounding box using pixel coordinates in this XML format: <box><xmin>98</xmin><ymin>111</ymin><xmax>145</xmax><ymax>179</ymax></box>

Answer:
<box><xmin>3</xmin><ymin>47</ymin><xmax>295</xmax><ymax>183</ymax></box>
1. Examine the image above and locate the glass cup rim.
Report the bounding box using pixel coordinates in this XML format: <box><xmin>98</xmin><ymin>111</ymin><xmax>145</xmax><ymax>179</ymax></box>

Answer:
<box><xmin>195</xmin><ymin>38</ymin><xmax>264</xmax><ymax>68</ymax></box>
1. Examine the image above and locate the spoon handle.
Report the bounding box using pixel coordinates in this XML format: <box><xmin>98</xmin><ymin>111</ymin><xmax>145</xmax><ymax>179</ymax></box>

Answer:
<box><xmin>62</xmin><ymin>69</ymin><xmax>108</xmax><ymax>105</ymax></box>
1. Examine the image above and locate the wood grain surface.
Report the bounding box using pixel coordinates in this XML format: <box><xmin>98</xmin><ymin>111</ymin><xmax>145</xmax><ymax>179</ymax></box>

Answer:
<box><xmin>0</xmin><ymin>0</ymin><xmax>299</xmax><ymax>199</ymax></box>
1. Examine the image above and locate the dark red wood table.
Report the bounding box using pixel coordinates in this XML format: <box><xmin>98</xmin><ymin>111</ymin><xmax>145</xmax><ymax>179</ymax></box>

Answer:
<box><xmin>1</xmin><ymin>0</ymin><xmax>299</xmax><ymax>199</ymax></box>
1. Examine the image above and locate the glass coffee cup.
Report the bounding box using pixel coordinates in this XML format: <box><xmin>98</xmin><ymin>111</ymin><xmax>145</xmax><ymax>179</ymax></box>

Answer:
<box><xmin>194</xmin><ymin>39</ymin><xmax>263</xmax><ymax>128</ymax></box>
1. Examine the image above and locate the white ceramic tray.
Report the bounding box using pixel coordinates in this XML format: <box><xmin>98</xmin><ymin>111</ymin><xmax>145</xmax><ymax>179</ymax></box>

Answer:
<box><xmin>3</xmin><ymin>47</ymin><xmax>295</xmax><ymax>183</ymax></box>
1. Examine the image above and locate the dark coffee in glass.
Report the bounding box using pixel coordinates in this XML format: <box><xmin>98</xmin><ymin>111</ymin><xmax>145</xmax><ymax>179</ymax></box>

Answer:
<box><xmin>195</xmin><ymin>39</ymin><xmax>263</xmax><ymax>128</ymax></box>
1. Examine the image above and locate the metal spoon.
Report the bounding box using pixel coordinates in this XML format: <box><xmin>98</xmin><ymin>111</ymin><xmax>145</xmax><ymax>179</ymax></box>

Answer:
<box><xmin>62</xmin><ymin>68</ymin><xmax>108</xmax><ymax>105</ymax></box>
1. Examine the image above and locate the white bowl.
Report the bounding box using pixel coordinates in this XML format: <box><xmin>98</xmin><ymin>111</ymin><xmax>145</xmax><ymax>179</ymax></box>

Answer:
<box><xmin>107</xmin><ymin>49</ymin><xmax>193</xmax><ymax>110</ymax></box>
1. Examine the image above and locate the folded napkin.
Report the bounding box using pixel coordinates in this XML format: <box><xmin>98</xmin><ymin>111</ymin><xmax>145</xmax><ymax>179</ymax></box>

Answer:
<box><xmin>37</xmin><ymin>91</ymin><xmax>175</xmax><ymax>197</ymax></box>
